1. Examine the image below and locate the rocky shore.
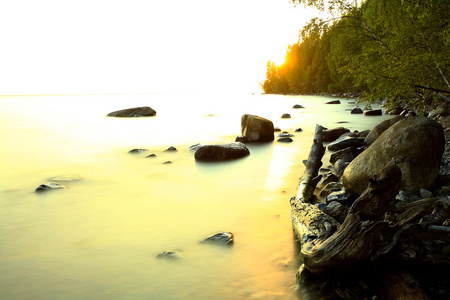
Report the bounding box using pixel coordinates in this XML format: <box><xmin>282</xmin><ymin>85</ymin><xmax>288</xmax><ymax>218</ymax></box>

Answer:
<box><xmin>290</xmin><ymin>108</ymin><xmax>450</xmax><ymax>299</ymax></box>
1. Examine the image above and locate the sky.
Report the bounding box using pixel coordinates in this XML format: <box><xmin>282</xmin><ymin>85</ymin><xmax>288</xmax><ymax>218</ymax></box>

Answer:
<box><xmin>0</xmin><ymin>0</ymin><xmax>320</xmax><ymax>95</ymax></box>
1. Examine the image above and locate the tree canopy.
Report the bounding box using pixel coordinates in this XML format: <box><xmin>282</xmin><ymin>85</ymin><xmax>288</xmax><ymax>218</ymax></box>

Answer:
<box><xmin>262</xmin><ymin>0</ymin><xmax>450</xmax><ymax>106</ymax></box>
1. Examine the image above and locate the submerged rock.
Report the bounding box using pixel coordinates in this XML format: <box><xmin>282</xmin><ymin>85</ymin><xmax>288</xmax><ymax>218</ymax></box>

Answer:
<box><xmin>156</xmin><ymin>251</ymin><xmax>183</xmax><ymax>260</ymax></box>
<box><xmin>107</xmin><ymin>106</ymin><xmax>156</xmax><ymax>117</ymax></box>
<box><xmin>47</xmin><ymin>175</ymin><xmax>81</xmax><ymax>182</ymax></box>
<box><xmin>201</xmin><ymin>232</ymin><xmax>234</xmax><ymax>246</ymax></box>
<box><xmin>277</xmin><ymin>137</ymin><xmax>293</xmax><ymax>143</ymax></box>
<box><xmin>35</xmin><ymin>183</ymin><xmax>66</xmax><ymax>193</ymax></box>
<box><xmin>241</xmin><ymin>114</ymin><xmax>274</xmax><ymax>143</ymax></box>
<box><xmin>194</xmin><ymin>143</ymin><xmax>250</xmax><ymax>161</ymax></box>
<box><xmin>281</xmin><ymin>113</ymin><xmax>291</xmax><ymax>119</ymax></box>
<box><xmin>293</xmin><ymin>104</ymin><xmax>305</xmax><ymax>109</ymax></box>
<box><xmin>342</xmin><ymin>117</ymin><xmax>445</xmax><ymax>195</ymax></box>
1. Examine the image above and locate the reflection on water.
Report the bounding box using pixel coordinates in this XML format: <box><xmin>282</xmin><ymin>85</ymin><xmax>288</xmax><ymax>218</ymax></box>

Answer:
<box><xmin>0</xmin><ymin>94</ymin><xmax>392</xmax><ymax>299</ymax></box>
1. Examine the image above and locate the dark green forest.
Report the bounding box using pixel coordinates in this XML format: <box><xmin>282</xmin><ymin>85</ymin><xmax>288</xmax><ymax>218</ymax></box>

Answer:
<box><xmin>263</xmin><ymin>0</ymin><xmax>450</xmax><ymax>106</ymax></box>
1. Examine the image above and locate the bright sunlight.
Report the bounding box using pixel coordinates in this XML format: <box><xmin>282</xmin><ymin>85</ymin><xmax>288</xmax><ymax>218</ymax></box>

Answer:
<box><xmin>0</xmin><ymin>0</ymin><xmax>320</xmax><ymax>94</ymax></box>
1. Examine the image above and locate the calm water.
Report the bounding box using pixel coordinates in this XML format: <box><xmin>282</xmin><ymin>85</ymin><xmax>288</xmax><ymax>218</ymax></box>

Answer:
<box><xmin>0</xmin><ymin>93</ymin><xmax>392</xmax><ymax>299</ymax></box>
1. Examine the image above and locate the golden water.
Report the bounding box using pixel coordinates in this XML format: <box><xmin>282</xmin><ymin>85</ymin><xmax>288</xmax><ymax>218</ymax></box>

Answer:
<box><xmin>0</xmin><ymin>93</ymin><xmax>392</xmax><ymax>299</ymax></box>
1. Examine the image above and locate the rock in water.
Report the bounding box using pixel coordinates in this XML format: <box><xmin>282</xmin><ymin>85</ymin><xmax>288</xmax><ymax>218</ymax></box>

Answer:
<box><xmin>107</xmin><ymin>106</ymin><xmax>156</xmax><ymax>117</ymax></box>
<box><xmin>240</xmin><ymin>114</ymin><xmax>274</xmax><ymax>142</ymax></box>
<box><xmin>194</xmin><ymin>143</ymin><xmax>250</xmax><ymax>161</ymax></box>
<box><xmin>201</xmin><ymin>232</ymin><xmax>234</xmax><ymax>245</ymax></box>
<box><xmin>322</xmin><ymin>127</ymin><xmax>350</xmax><ymax>142</ymax></box>
<box><xmin>342</xmin><ymin>117</ymin><xmax>445</xmax><ymax>195</ymax></box>
<box><xmin>156</xmin><ymin>251</ymin><xmax>182</xmax><ymax>260</ymax></box>
<box><xmin>35</xmin><ymin>183</ymin><xmax>66</xmax><ymax>192</ymax></box>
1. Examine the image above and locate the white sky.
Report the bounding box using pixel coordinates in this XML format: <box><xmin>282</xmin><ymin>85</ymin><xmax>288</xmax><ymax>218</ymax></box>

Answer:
<box><xmin>0</xmin><ymin>0</ymin><xmax>320</xmax><ymax>94</ymax></box>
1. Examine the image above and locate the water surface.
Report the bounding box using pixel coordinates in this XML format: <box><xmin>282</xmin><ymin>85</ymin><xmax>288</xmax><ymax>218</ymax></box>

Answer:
<box><xmin>0</xmin><ymin>93</ymin><xmax>392</xmax><ymax>299</ymax></box>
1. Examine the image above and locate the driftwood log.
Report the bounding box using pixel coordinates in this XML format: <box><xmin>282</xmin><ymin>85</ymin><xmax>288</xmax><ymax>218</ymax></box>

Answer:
<box><xmin>291</xmin><ymin>123</ymin><xmax>450</xmax><ymax>298</ymax></box>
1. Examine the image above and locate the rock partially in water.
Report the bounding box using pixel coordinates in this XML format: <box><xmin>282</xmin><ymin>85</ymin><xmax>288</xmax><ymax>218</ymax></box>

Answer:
<box><xmin>322</xmin><ymin>127</ymin><xmax>350</xmax><ymax>142</ymax></box>
<box><xmin>241</xmin><ymin>114</ymin><xmax>274</xmax><ymax>143</ymax></box>
<box><xmin>281</xmin><ymin>113</ymin><xmax>291</xmax><ymax>119</ymax></box>
<box><xmin>164</xmin><ymin>146</ymin><xmax>178</xmax><ymax>152</ymax></box>
<box><xmin>294</xmin><ymin>127</ymin><xmax>303</xmax><ymax>132</ymax></box>
<box><xmin>128</xmin><ymin>148</ymin><xmax>148</xmax><ymax>154</ymax></box>
<box><xmin>328</xmin><ymin>136</ymin><xmax>365</xmax><ymax>151</ymax></box>
<box><xmin>156</xmin><ymin>251</ymin><xmax>183</xmax><ymax>260</ymax></box>
<box><xmin>146</xmin><ymin>153</ymin><xmax>158</xmax><ymax>158</ymax></box>
<box><xmin>200</xmin><ymin>232</ymin><xmax>234</xmax><ymax>246</ymax></box>
<box><xmin>194</xmin><ymin>143</ymin><xmax>250</xmax><ymax>161</ymax></box>
<box><xmin>107</xmin><ymin>106</ymin><xmax>156</xmax><ymax>117</ymax></box>
<box><xmin>278</xmin><ymin>132</ymin><xmax>294</xmax><ymax>138</ymax></box>
<box><xmin>363</xmin><ymin>109</ymin><xmax>382</xmax><ymax>116</ymax></box>
<box><xmin>35</xmin><ymin>183</ymin><xmax>67</xmax><ymax>193</ymax></box>
<box><xmin>292</xmin><ymin>104</ymin><xmax>305</xmax><ymax>109</ymax></box>
<box><xmin>351</xmin><ymin>107</ymin><xmax>363</xmax><ymax>114</ymax></box>
<box><xmin>277</xmin><ymin>137</ymin><xmax>293</xmax><ymax>143</ymax></box>
<box><xmin>343</xmin><ymin>117</ymin><xmax>445</xmax><ymax>195</ymax></box>
<box><xmin>326</xmin><ymin>100</ymin><xmax>341</xmax><ymax>104</ymax></box>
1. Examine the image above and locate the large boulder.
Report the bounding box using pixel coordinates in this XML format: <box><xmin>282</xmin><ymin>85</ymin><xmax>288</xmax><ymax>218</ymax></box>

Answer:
<box><xmin>194</xmin><ymin>142</ymin><xmax>250</xmax><ymax>161</ymax></box>
<box><xmin>107</xmin><ymin>106</ymin><xmax>156</xmax><ymax>117</ymax></box>
<box><xmin>342</xmin><ymin>117</ymin><xmax>445</xmax><ymax>195</ymax></box>
<box><xmin>240</xmin><ymin>114</ymin><xmax>274</xmax><ymax>142</ymax></box>
<box><xmin>364</xmin><ymin>116</ymin><xmax>404</xmax><ymax>145</ymax></box>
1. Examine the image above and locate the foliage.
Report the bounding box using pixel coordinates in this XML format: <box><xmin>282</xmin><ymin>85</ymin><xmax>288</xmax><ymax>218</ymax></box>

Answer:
<box><xmin>264</xmin><ymin>0</ymin><xmax>450</xmax><ymax>107</ymax></box>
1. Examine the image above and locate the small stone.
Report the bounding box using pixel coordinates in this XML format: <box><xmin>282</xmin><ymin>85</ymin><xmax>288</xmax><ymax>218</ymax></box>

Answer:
<box><xmin>128</xmin><ymin>148</ymin><xmax>148</xmax><ymax>154</ymax></box>
<box><xmin>274</xmin><ymin>127</ymin><xmax>282</xmax><ymax>132</ymax></box>
<box><xmin>146</xmin><ymin>154</ymin><xmax>158</xmax><ymax>158</ymax></box>
<box><xmin>294</xmin><ymin>128</ymin><xmax>303</xmax><ymax>132</ymax></box>
<box><xmin>278</xmin><ymin>132</ymin><xmax>294</xmax><ymax>138</ymax></box>
<box><xmin>163</xmin><ymin>161</ymin><xmax>172</xmax><ymax>164</ymax></box>
<box><xmin>326</xmin><ymin>100</ymin><xmax>341</xmax><ymax>104</ymax></box>
<box><xmin>201</xmin><ymin>232</ymin><xmax>234</xmax><ymax>246</ymax></box>
<box><xmin>277</xmin><ymin>137</ymin><xmax>293</xmax><ymax>143</ymax></box>
<box><xmin>156</xmin><ymin>251</ymin><xmax>182</xmax><ymax>260</ymax></box>
<box><xmin>281</xmin><ymin>113</ymin><xmax>291</xmax><ymax>119</ymax></box>
<box><xmin>351</xmin><ymin>107</ymin><xmax>363</xmax><ymax>114</ymax></box>
<box><xmin>35</xmin><ymin>183</ymin><xmax>66</xmax><ymax>193</ymax></box>
<box><xmin>292</xmin><ymin>104</ymin><xmax>304</xmax><ymax>109</ymax></box>
<box><xmin>363</xmin><ymin>109</ymin><xmax>382</xmax><ymax>116</ymax></box>
<box><xmin>164</xmin><ymin>146</ymin><xmax>177</xmax><ymax>152</ymax></box>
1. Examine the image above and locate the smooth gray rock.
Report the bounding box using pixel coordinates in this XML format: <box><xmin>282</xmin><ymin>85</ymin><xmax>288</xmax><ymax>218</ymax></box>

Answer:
<box><xmin>342</xmin><ymin>117</ymin><xmax>445</xmax><ymax>195</ymax></box>
<box><xmin>325</xmin><ymin>100</ymin><xmax>341</xmax><ymax>104</ymax></box>
<box><xmin>194</xmin><ymin>143</ymin><xmax>250</xmax><ymax>161</ymax></box>
<box><xmin>107</xmin><ymin>106</ymin><xmax>156</xmax><ymax>117</ymax></box>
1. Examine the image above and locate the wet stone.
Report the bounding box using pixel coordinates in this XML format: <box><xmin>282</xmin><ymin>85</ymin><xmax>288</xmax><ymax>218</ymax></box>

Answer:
<box><xmin>164</xmin><ymin>146</ymin><xmax>178</xmax><ymax>152</ymax></box>
<box><xmin>128</xmin><ymin>148</ymin><xmax>148</xmax><ymax>154</ymax></box>
<box><xmin>201</xmin><ymin>232</ymin><xmax>234</xmax><ymax>246</ymax></box>
<box><xmin>35</xmin><ymin>183</ymin><xmax>66</xmax><ymax>193</ymax></box>
<box><xmin>156</xmin><ymin>251</ymin><xmax>183</xmax><ymax>260</ymax></box>
<box><xmin>277</xmin><ymin>137</ymin><xmax>293</xmax><ymax>143</ymax></box>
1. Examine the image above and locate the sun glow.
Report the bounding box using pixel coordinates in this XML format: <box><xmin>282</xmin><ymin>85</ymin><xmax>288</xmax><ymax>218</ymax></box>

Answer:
<box><xmin>0</xmin><ymin>0</ymin><xmax>320</xmax><ymax>94</ymax></box>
